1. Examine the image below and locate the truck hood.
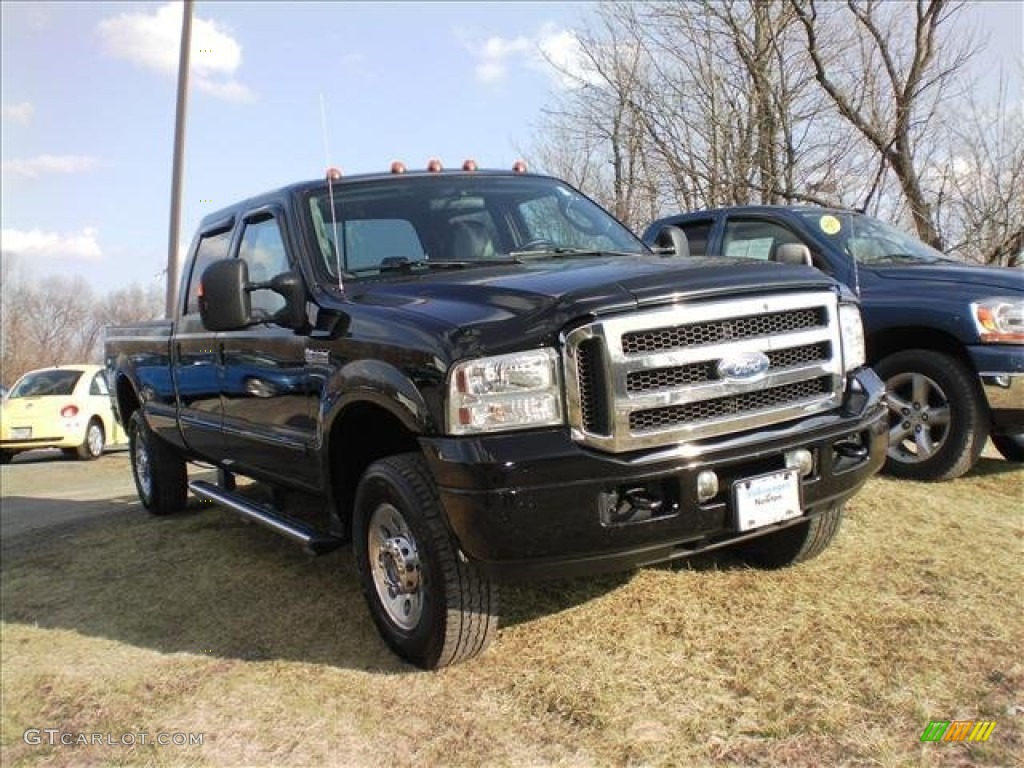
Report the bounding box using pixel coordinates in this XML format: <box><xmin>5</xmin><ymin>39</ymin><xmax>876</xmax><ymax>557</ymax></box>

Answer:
<box><xmin>346</xmin><ymin>254</ymin><xmax>837</xmax><ymax>356</ymax></box>
<box><xmin>866</xmin><ymin>262</ymin><xmax>1022</xmax><ymax>293</ymax></box>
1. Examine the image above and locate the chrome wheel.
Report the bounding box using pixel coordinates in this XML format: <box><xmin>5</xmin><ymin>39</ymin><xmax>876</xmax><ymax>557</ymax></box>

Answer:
<box><xmin>133</xmin><ymin>430</ymin><xmax>152</xmax><ymax>501</ymax></box>
<box><xmin>86</xmin><ymin>422</ymin><xmax>104</xmax><ymax>457</ymax></box>
<box><xmin>885</xmin><ymin>371</ymin><xmax>951</xmax><ymax>465</ymax></box>
<box><xmin>367</xmin><ymin>502</ymin><xmax>423</xmax><ymax>631</ymax></box>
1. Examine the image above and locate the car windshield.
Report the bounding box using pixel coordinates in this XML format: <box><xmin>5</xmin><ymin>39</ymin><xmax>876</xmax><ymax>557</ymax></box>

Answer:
<box><xmin>305</xmin><ymin>174</ymin><xmax>647</xmax><ymax>280</ymax></box>
<box><xmin>797</xmin><ymin>210</ymin><xmax>949</xmax><ymax>265</ymax></box>
<box><xmin>8</xmin><ymin>369</ymin><xmax>83</xmax><ymax>398</ymax></box>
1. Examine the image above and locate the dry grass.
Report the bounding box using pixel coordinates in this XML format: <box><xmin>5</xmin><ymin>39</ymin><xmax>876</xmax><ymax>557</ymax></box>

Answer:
<box><xmin>2</xmin><ymin>455</ymin><xmax>1021</xmax><ymax>767</ymax></box>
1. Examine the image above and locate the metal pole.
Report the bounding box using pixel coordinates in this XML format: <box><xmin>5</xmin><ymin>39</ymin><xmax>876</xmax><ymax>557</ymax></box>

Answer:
<box><xmin>165</xmin><ymin>0</ymin><xmax>194</xmax><ymax>318</ymax></box>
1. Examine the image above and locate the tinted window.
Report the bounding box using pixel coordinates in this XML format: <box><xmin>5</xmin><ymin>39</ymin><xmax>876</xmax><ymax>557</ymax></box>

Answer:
<box><xmin>723</xmin><ymin>219</ymin><xmax>803</xmax><ymax>261</ymax></box>
<box><xmin>9</xmin><ymin>369</ymin><xmax>83</xmax><ymax>398</ymax></box>
<box><xmin>342</xmin><ymin>219</ymin><xmax>424</xmax><ymax>271</ymax></box>
<box><xmin>89</xmin><ymin>372</ymin><xmax>110</xmax><ymax>396</ymax></box>
<box><xmin>238</xmin><ymin>217</ymin><xmax>290</xmax><ymax>316</ymax></box>
<box><xmin>678</xmin><ymin>221</ymin><xmax>712</xmax><ymax>257</ymax></box>
<box><xmin>795</xmin><ymin>210</ymin><xmax>948</xmax><ymax>264</ymax></box>
<box><xmin>185</xmin><ymin>229</ymin><xmax>232</xmax><ymax>315</ymax></box>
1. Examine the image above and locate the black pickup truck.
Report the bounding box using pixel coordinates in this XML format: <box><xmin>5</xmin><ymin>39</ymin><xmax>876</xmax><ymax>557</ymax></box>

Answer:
<box><xmin>105</xmin><ymin>166</ymin><xmax>886</xmax><ymax>668</ymax></box>
<box><xmin>644</xmin><ymin>208</ymin><xmax>1024</xmax><ymax>482</ymax></box>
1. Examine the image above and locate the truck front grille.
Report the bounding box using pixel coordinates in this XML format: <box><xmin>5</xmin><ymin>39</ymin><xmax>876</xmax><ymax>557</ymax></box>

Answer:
<box><xmin>564</xmin><ymin>293</ymin><xmax>844</xmax><ymax>453</ymax></box>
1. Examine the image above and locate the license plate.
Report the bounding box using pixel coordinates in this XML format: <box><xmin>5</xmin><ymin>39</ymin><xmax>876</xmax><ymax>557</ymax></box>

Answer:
<box><xmin>10</xmin><ymin>427</ymin><xmax>31</xmax><ymax>440</ymax></box>
<box><xmin>734</xmin><ymin>469</ymin><xmax>802</xmax><ymax>532</ymax></box>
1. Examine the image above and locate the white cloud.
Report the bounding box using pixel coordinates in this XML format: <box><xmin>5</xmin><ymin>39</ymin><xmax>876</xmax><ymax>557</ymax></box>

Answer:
<box><xmin>2</xmin><ymin>102</ymin><xmax>34</xmax><ymax>125</ymax></box>
<box><xmin>2</xmin><ymin>154</ymin><xmax>100</xmax><ymax>178</ymax></box>
<box><xmin>459</xmin><ymin>22</ymin><xmax>597</xmax><ymax>89</ymax></box>
<box><xmin>1</xmin><ymin>227</ymin><xmax>103</xmax><ymax>261</ymax></box>
<box><xmin>97</xmin><ymin>2</ymin><xmax>254</xmax><ymax>103</ymax></box>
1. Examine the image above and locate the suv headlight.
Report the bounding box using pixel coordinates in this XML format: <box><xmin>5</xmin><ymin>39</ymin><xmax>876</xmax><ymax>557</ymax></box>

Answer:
<box><xmin>838</xmin><ymin>303</ymin><xmax>866</xmax><ymax>372</ymax></box>
<box><xmin>447</xmin><ymin>348</ymin><xmax>563</xmax><ymax>435</ymax></box>
<box><xmin>972</xmin><ymin>297</ymin><xmax>1024</xmax><ymax>343</ymax></box>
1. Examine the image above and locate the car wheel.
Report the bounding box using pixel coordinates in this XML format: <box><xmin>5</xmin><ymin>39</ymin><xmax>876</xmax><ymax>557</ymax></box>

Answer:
<box><xmin>353</xmin><ymin>453</ymin><xmax>499</xmax><ymax>669</ymax></box>
<box><xmin>76</xmin><ymin>419</ymin><xmax>105</xmax><ymax>460</ymax></box>
<box><xmin>1</xmin><ymin>451</ymin><xmax>15</xmax><ymax>465</ymax></box>
<box><xmin>874</xmin><ymin>350</ymin><xmax>988</xmax><ymax>482</ymax></box>
<box><xmin>992</xmin><ymin>434</ymin><xmax>1024</xmax><ymax>463</ymax></box>
<box><xmin>128</xmin><ymin>410</ymin><xmax>187</xmax><ymax>516</ymax></box>
<box><xmin>734</xmin><ymin>504</ymin><xmax>844</xmax><ymax>568</ymax></box>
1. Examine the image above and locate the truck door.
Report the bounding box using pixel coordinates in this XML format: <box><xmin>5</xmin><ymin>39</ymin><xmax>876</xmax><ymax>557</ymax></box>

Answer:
<box><xmin>218</xmin><ymin>208</ymin><xmax>320</xmax><ymax>489</ymax></box>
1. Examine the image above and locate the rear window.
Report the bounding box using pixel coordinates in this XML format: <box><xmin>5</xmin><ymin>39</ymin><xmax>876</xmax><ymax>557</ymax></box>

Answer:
<box><xmin>9</xmin><ymin>370</ymin><xmax>83</xmax><ymax>398</ymax></box>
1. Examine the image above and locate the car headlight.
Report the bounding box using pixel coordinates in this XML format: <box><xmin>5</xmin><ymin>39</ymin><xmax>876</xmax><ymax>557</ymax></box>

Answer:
<box><xmin>447</xmin><ymin>348</ymin><xmax>563</xmax><ymax>435</ymax></box>
<box><xmin>972</xmin><ymin>297</ymin><xmax>1024</xmax><ymax>343</ymax></box>
<box><xmin>838</xmin><ymin>303</ymin><xmax>866</xmax><ymax>372</ymax></box>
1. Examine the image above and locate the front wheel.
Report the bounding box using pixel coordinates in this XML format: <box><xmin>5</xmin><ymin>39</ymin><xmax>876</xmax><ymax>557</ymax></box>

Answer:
<box><xmin>128</xmin><ymin>411</ymin><xmax>187</xmax><ymax>516</ymax></box>
<box><xmin>875</xmin><ymin>350</ymin><xmax>988</xmax><ymax>482</ymax></box>
<box><xmin>353</xmin><ymin>453</ymin><xmax>499</xmax><ymax>669</ymax></box>
<box><xmin>734</xmin><ymin>504</ymin><xmax>845</xmax><ymax>568</ymax></box>
<box><xmin>992</xmin><ymin>434</ymin><xmax>1024</xmax><ymax>463</ymax></box>
<box><xmin>76</xmin><ymin>419</ymin><xmax>105</xmax><ymax>460</ymax></box>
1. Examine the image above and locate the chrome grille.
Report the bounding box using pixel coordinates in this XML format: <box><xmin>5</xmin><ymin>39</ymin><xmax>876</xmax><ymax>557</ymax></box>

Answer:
<box><xmin>563</xmin><ymin>292</ymin><xmax>844</xmax><ymax>452</ymax></box>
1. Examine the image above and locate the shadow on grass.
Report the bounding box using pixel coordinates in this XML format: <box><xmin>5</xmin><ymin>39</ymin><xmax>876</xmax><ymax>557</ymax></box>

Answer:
<box><xmin>0</xmin><ymin>490</ymin><xmax>650</xmax><ymax>673</ymax></box>
<box><xmin>966</xmin><ymin>455</ymin><xmax>1022</xmax><ymax>479</ymax></box>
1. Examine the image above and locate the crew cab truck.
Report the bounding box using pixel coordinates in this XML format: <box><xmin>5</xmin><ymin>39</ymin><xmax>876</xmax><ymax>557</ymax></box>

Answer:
<box><xmin>105</xmin><ymin>165</ymin><xmax>887</xmax><ymax>668</ymax></box>
<box><xmin>644</xmin><ymin>208</ymin><xmax>1024</xmax><ymax>482</ymax></box>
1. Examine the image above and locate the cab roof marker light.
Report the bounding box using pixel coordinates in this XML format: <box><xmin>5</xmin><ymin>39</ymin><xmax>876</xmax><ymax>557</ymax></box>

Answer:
<box><xmin>325</xmin><ymin>166</ymin><xmax>343</xmax><ymax>181</ymax></box>
<box><xmin>512</xmin><ymin>160</ymin><xmax>528</xmax><ymax>174</ymax></box>
<box><xmin>427</xmin><ymin>158</ymin><xmax>443</xmax><ymax>172</ymax></box>
<box><xmin>462</xmin><ymin>159</ymin><xmax>478</xmax><ymax>171</ymax></box>
<box><xmin>390</xmin><ymin>161</ymin><xmax>407</xmax><ymax>174</ymax></box>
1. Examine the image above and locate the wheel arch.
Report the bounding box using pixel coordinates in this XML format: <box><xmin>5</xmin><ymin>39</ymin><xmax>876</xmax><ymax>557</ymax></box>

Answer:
<box><xmin>867</xmin><ymin>327</ymin><xmax>972</xmax><ymax>370</ymax></box>
<box><xmin>114</xmin><ymin>373</ymin><xmax>143</xmax><ymax>429</ymax></box>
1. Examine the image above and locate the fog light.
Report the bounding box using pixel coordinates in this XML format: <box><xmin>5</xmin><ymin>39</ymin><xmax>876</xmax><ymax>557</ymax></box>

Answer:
<box><xmin>785</xmin><ymin>448</ymin><xmax>814</xmax><ymax>477</ymax></box>
<box><xmin>696</xmin><ymin>470</ymin><xmax>719</xmax><ymax>502</ymax></box>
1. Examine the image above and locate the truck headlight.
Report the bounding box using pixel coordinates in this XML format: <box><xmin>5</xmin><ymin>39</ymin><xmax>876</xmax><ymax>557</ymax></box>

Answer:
<box><xmin>838</xmin><ymin>303</ymin><xmax>866</xmax><ymax>372</ymax></box>
<box><xmin>972</xmin><ymin>297</ymin><xmax>1024</xmax><ymax>343</ymax></box>
<box><xmin>447</xmin><ymin>348</ymin><xmax>563</xmax><ymax>434</ymax></box>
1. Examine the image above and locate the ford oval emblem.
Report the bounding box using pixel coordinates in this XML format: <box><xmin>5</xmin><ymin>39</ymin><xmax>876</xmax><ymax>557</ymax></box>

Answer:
<box><xmin>717</xmin><ymin>351</ymin><xmax>770</xmax><ymax>381</ymax></box>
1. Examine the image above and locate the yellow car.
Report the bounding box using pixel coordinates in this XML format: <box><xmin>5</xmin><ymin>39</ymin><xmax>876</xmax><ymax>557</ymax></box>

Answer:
<box><xmin>1</xmin><ymin>364</ymin><xmax>126</xmax><ymax>464</ymax></box>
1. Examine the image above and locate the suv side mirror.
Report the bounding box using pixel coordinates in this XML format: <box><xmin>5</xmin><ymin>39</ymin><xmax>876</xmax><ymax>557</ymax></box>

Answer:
<box><xmin>200</xmin><ymin>259</ymin><xmax>251</xmax><ymax>331</ymax></box>
<box><xmin>651</xmin><ymin>225</ymin><xmax>690</xmax><ymax>258</ymax></box>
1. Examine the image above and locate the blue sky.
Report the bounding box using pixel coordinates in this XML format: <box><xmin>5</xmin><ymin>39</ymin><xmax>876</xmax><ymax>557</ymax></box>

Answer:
<box><xmin>2</xmin><ymin>1</ymin><xmax>1021</xmax><ymax>296</ymax></box>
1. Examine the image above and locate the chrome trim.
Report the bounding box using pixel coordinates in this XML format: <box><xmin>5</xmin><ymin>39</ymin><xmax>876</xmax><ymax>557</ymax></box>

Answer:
<box><xmin>564</xmin><ymin>292</ymin><xmax>843</xmax><ymax>452</ymax></box>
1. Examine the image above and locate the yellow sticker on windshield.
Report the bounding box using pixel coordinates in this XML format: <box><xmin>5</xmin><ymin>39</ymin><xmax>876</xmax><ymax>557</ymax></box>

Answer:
<box><xmin>820</xmin><ymin>215</ymin><xmax>841</xmax><ymax>235</ymax></box>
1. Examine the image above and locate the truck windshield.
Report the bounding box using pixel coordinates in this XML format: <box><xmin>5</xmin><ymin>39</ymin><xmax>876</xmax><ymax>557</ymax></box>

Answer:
<box><xmin>306</xmin><ymin>174</ymin><xmax>647</xmax><ymax>280</ymax></box>
<box><xmin>797</xmin><ymin>211</ymin><xmax>950</xmax><ymax>265</ymax></box>
<box><xmin>8</xmin><ymin>369</ymin><xmax>83</xmax><ymax>398</ymax></box>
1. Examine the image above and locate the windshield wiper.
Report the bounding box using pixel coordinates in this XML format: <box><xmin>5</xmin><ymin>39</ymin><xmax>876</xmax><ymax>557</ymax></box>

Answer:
<box><xmin>345</xmin><ymin>256</ymin><xmax>524</xmax><ymax>275</ymax></box>
<box><xmin>507</xmin><ymin>246</ymin><xmax>640</xmax><ymax>259</ymax></box>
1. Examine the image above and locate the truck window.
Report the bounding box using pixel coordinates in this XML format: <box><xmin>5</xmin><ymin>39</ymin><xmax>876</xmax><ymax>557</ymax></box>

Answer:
<box><xmin>677</xmin><ymin>221</ymin><xmax>712</xmax><ymax>257</ymax></box>
<box><xmin>343</xmin><ymin>219</ymin><xmax>424</xmax><ymax>270</ymax></box>
<box><xmin>238</xmin><ymin>216</ymin><xmax>290</xmax><ymax>316</ymax></box>
<box><xmin>185</xmin><ymin>229</ymin><xmax>232</xmax><ymax>315</ymax></box>
<box><xmin>723</xmin><ymin>219</ymin><xmax>803</xmax><ymax>261</ymax></box>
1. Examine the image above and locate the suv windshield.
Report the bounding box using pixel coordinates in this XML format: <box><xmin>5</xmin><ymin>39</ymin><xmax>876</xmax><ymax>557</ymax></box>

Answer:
<box><xmin>797</xmin><ymin>210</ymin><xmax>949</xmax><ymax>265</ymax></box>
<box><xmin>9</xmin><ymin>369</ymin><xmax>83</xmax><ymax>398</ymax></box>
<box><xmin>306</xmin><ymin>174</ymin><xmax>646</xmax><ymax>279</ymax></box>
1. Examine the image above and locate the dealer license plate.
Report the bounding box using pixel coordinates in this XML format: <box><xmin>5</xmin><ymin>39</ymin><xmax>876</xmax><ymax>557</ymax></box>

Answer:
<box><xmin>11</xmin><ymin>427</ymin><xmax>31</xmax><ymax>440</ymax></box>
<box><xmin>734</xmin><ymin>469</ymin><xmax>802</xmax><ymax>532</ymax></box>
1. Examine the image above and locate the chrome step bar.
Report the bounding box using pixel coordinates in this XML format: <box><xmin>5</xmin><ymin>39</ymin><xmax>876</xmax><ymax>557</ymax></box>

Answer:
<box><xmin>188</xmin><ymin>479</ymin><xmax>343</xmax><ymax>555</ymax></box>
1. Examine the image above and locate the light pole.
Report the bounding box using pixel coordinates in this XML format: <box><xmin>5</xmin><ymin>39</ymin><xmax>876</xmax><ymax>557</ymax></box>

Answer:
<box><xmin>166</xmin><ymin>0</ymin><xmax>194</xmax><ymax>318</ymax></box>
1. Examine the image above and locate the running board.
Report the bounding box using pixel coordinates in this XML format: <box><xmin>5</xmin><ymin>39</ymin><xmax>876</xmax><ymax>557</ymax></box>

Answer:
<box><xmin>188</xmin><ymin>480</ymin><xmax>344</xmax><ymax>555</ymax></box>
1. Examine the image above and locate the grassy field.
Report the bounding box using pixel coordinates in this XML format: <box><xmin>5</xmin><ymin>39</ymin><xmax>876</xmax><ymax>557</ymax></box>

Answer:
<box><xmin>2</xmin><ymin>454</ymin><xmax>1021</xmax><ymax>767</ymax></box>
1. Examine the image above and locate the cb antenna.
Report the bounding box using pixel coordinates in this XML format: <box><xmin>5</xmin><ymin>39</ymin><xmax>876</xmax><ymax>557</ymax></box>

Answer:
<box><xmin>320</xmin><ymin>92</ymin><xmax>344</xmax><ymax>291</ymax></box>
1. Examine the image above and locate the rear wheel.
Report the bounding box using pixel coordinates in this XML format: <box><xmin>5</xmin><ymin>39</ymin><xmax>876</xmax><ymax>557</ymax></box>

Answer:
<box><xmin>353</xmin><ymin>453</ymin><xmax>499</xmax><ymax>669</ymax></box>
<box><xmin>875</xmin><ymin>350</ymin><xmax>988</xmax><ymax>481</ymax></box>
<box><xmin>76</xmin><ymin>419</ymin><xmax>105</xmax><ymax>460</ymax></box>
<box><xmin>992</xmin><ymin>434</ymin><xmax>1024</xmax><ymax>463</ymax></box>
<box><xmin>734</xmin><ymin>504</ymin><xmax>844</xmax><ymax>568</ymax></box>
<box><xmin>128</xmin><ymin>411</ymin><xmax>187</xmax><ymax>515</ymax></box>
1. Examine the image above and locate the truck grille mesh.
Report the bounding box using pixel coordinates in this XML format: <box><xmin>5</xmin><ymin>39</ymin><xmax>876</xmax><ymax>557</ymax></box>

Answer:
<box><xmin>564</xmin><ymin>294</ymin><xmax>843</xmax><ymax>452</ymax></box>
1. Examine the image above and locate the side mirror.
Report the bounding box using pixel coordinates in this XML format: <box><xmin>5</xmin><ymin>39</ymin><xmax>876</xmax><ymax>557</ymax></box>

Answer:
<box><xmin>200</xmin><ymin>259</ymin><xmax>251</xmax><ymax>331</ymax></box>
<box><xmin>254</xmin><ymin>271</ymin><xmax>308</xmax><ymax>331</ymax></box>
<box><xmin>652</xmin><ymin>225</ymin><xmax>690</xmax><ymax>258</ymax></box>
<box><xmin>773</xmin><ymin>243</ymin><xmax>813</xmax><ymax>266</ymax></box>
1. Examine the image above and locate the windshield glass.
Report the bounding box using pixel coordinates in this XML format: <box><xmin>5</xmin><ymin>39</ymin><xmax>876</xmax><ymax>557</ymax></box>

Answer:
<box><xmin>797</xmin><ymin>210</ymin><xmax>948</xmax><ymax>264</ymax></box>
<box><xmin>306</xmin><ymin>174</ymin><xmax>646</xmax><ymax>279</ymax></box>
<box><xmin>9</xmin><ymin>369</ymin><xmax>83</xmax><ymax>398</ymax></box>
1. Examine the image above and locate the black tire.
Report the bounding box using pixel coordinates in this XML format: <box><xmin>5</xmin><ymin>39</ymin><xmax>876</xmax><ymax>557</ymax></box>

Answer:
<box><xmin>874</xmin><ymin>350</ymin><xmax>988</xmax><ymax>482</ymax></box>
<box><xmin>735</xmin><ymin>504</ymin><xmax>845</xmax><ymax>569</ymax></box>
<box><xmin>992</xmin><ymin>434</ymin><xmax>1024</xmax><ymax>463</ymax></box>
<box><xmin>128</xmin><ymin>411</ymin><xmax>187</xmax><ymax>516</ymax></box>
<box><xmin>353</xmin><ymin>453</ymin><xmax>499</xmax><ymax>669</ymax></box>
<box><xmin>76</xmin><ymin>418</ymin><xmax>105</xmax><ymax>460</ymax></box>
<box><xmin>1</xmin><ymin>451</ymin><xmax>15</xmax><ymax>465</ymax></box>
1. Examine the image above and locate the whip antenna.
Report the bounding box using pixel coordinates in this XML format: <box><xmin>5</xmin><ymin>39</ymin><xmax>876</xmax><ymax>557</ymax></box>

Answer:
<box><xmin>320</xmin><ymin>93</ymin><xmax>344</xmax><ymax>291</ymax></box>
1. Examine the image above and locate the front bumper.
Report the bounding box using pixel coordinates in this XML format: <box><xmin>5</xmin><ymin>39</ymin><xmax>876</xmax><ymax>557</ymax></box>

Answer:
<box><xmin>421</xmin><ymin>367</ymin><xmax>888</xmax><ymax>581</ymax></box>
<box><xmin>969</xmin><ymin>345</ymin><xmax>1024</xmax><ymax>431</ymax></box>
